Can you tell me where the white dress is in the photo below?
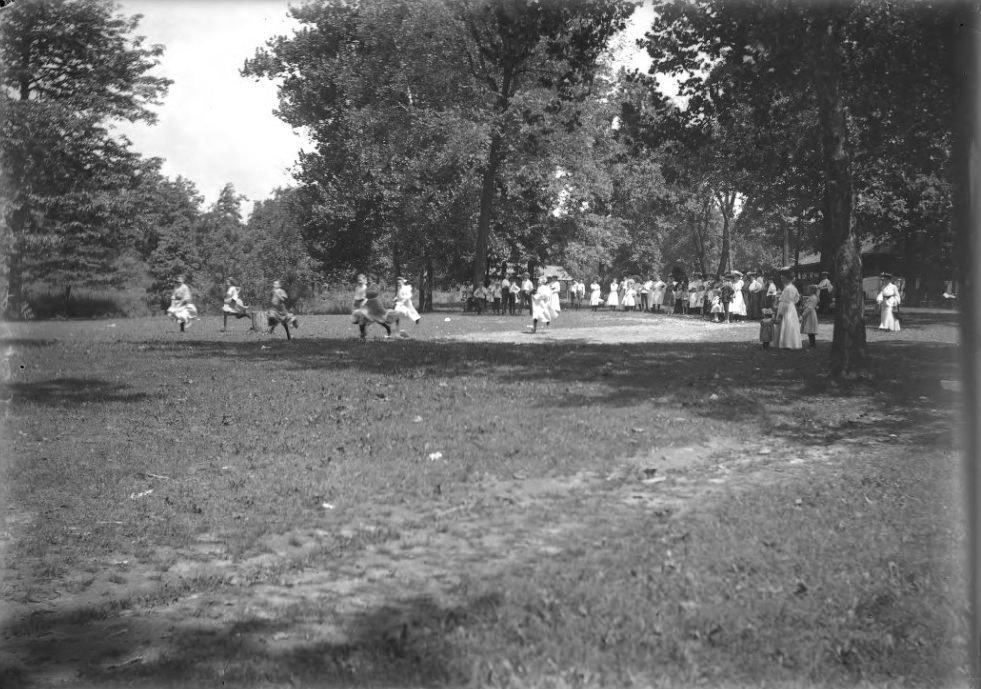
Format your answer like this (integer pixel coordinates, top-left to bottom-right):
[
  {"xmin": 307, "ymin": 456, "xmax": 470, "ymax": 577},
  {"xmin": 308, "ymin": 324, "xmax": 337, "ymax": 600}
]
[
  {"xmin": 688, "ymin": 280, "xmax": 702, "ymax": 309},
  {"xmin": 877, "ymin": 283, "xmax": 901, "ymax": 331},
  {"xmin": 167, "ymin": 284, "xmax": 198, "ymax": 324},
  {"xmin": 730, "ymin": 279, "xmax": 747, "ymax": 317},
  {"xmin": 395, "ymin": 284, "xmax": 420, "ymax": 322},
  {"xmin": 549, "ymin": 280, "xmax": 561, "ymax": 313},
  {"xmin": 222, "ymin": 285, "xmax": 248, "ymax": 315},
  {"xmin": 651, "ymin": 280, "xmax": 666, "ymax": 307},
  {"xmin": 622, "ymin": 286, "xmax": 636, "ymax": 308},
  {"xmin": 776, "ymin": 283, "xmax": 802, "ymax": 349},
  {"xmin": 532, "ymin": 284, "xmax": 554, "ymax": 322},
  {"xmin": 589, "ymin": 282, "xmax": 602, "ymax": 306},
  {"xmin": 606, "ymin": 282, "xmax": 620, "ymax": 307}
]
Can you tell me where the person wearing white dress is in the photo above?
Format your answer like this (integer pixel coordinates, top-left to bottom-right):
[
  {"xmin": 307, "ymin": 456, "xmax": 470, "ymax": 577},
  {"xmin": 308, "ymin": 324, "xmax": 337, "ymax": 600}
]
[
  {"xmin": 221, "ymin": 277, "xmax": 253, "ymax": 331},
  {"xmin": 589, "ymin": 278, "xmax": 602, "ymax": 311},
  {"xmin": 651, "ymin": 277, "xmax": 666, "ymax": 313},
  {"xmin": 776, "ymin": 272, "xmax": 802, "ymax": 349},
  {"xmin": 394, "ymin": 276, "xmax": 421, "ymax": 335},
  {"xmin": 622, "ymin": 280, "xmax": 637, "ymax": 310},
  {"xmin": 549, "ymin": 276, "xmax": 562, "ymax": 315},
  {"xmin": 528, "ymin": 276, "xmax": 555, "ymax": 333},
  {"xmin": 729, "ymin": 271, "xmax": 747, "ymax": 320},
  {"xmin": 877, "ymin": 274, "xmax": 901, "ymax": 331},
  {"xmin": 607, "ymin": 279, "xmax": 620, "ymax": 310},
  {"xmin": 688, "ymin": 273, "xmax": 703, "ymax": 313},
  {"xmin": 167, "ymin": 275, "xmax": 198, "ymax": 332}
]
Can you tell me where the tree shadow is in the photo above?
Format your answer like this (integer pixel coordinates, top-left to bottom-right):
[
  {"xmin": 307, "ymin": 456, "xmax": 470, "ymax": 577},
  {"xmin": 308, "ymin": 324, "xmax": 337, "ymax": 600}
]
[
  {"xmin": 2, "ymin": 377, "xmax": 153, "ymax": 406},
  {"xmin": 2, "ymin": 593, "xmax": 481, "ymax": 687}
]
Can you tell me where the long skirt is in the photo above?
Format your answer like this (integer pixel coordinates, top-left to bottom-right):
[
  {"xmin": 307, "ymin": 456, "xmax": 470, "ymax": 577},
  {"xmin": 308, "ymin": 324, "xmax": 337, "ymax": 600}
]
[
  {"xmin": 268, "ymin": 305, "xmax": 297, "ymax": 328},
  {"xmin": 222, "ymin": 298, "xmax": 248, "ymax": 316},
  {"xmin": 878, "ymin": 304, "xmax": 900, "ymax": 331},
  {"xmin": 395, "ymin": 300, "xmax": 420, "ymax": 322},
  {"xmin": 777, "ymin": 304, "xmax": 802, "ymax": 349},
  {"xmin": 167, "ymin": 303, "xmax": 198, "ymax": 324}
]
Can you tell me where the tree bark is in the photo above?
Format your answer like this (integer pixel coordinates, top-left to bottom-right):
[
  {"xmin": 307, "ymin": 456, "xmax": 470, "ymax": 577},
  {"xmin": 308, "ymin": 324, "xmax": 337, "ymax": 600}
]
[
  {"xmin": 815, "ymin": 9, "xmax": 867, "ymax": 378},
  {"xmin": 472, "ymin": 129, "xmax": 504, "ymax": 287},
  {"xmin": 715, "ymin": 190, "xmax": 735, "ymax": 277}
]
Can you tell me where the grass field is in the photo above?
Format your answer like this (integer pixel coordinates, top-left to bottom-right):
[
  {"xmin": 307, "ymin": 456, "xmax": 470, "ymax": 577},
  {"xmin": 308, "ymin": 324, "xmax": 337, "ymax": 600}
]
[{"xmin": 0, "ymin": 306, "xmax": 969, "ymax": 688}]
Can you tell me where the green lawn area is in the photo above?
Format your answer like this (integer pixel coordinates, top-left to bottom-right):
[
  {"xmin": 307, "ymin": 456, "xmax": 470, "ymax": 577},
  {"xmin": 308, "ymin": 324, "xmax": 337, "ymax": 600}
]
[{"xmin": 0, "ymin": 308, "xmax": 969, "ymax": 688}]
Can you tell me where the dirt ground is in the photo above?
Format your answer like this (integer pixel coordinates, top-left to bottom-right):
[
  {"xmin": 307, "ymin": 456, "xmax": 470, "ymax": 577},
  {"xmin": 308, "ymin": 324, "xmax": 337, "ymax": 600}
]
[{"xmin": 0, "ymin": 307, "xmax": 965, "ymax": 687}]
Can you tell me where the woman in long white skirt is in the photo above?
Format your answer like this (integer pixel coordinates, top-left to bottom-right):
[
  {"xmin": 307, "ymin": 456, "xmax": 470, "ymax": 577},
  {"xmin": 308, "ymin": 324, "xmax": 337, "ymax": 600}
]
[
  {"xmin": 877, "ymin": 273, "xmax": 901, "ymax": 331},
  {"xmin": 776, "ymin": 271, "xmax": 802, "ymax": 349},
  {"xmin": 549, "ymin": 276, "xmax": 562, "ymax": 315},
  {"xmin": 606, "ymin": 279, "xmax": 620, "ymax": 310},
  {"xmin": 393, "ymin": 276, "xmax": 421, "ymax": 336},
  {"xmin": 167, "ymin": 275, "xmax": 198, "ymax": 332},
  {"xmin": 729, "ymin": 271, "xmax": 747, "ymax": 320},
  {"xmin": 589, "ymin": 278, "xmax": 602, "ymax": 311},
  {"xmin": 651, "ymin": 277, "xmax": 666, "ymax": 313}
]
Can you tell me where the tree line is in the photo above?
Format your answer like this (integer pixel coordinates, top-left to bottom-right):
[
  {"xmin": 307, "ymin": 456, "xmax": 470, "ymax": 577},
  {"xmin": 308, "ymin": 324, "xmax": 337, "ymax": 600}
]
[{"xmin": 0, "ymin": 0, "xmax": 966, "ymax": 376}]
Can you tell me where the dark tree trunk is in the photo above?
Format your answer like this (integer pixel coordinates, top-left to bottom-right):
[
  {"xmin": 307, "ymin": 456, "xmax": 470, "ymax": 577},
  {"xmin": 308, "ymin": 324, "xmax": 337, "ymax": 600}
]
[
  {"xmin": 420, "ymin": 256, "xmax": 434, "ymax": 313},
  {"xmin": 815, "ymin": 9, "xmax": 867, "ymax": 378},
  {"xmin": 715, "ymin": 190, "xmax": 735, "ymax": 277},
  {"xmin": 951, "ymin": 4, "xmax": 979, "ymax": 677},
  {"xmin": 473, "ymin": 130, "xmax": 504, "ymax": 288}
]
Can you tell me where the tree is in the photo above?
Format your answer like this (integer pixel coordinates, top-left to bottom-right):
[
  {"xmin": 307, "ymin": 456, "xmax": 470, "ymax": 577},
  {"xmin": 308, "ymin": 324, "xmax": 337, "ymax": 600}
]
[
  {"xmin": 243, "ymin": 0, "xmax": 633, "ymax": 292},
  {"xmin": 643, "ymin": 0, "xmax": 958, "ymax": 376},
  {"xmin": 0, "ymin": 0, "xmax": 170, "ymax": 314}
]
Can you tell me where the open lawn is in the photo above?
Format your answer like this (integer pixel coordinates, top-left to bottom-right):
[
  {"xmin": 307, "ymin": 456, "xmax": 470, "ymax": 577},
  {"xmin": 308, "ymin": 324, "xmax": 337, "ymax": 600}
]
[{"xmin": 0, "ymin": 307, "xmax": 969, "ymax": 688}]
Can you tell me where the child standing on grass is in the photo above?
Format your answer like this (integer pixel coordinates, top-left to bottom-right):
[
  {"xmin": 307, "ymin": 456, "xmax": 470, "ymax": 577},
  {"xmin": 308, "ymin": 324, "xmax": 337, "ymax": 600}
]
[
  {"xmin": 759, "ymin": 307, "xmax": 775, "ymax": 348},
  {"xmin": 799, "ymin": 285, "xmax": 819, "ymax": 347}
]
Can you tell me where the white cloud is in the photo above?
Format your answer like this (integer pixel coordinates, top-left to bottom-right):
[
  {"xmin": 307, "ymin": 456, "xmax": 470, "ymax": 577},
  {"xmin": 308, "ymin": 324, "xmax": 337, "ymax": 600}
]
[{"xmin": 114, "ymin": 0, "xmax": 308, "ymax": 208}]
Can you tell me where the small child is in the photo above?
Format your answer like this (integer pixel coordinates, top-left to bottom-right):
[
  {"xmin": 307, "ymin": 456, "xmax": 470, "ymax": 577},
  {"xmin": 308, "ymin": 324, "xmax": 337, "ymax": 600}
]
[
  {"xmin": 709, "ymin": 289, "xmax": 724, "ymax": 323},
  {"xmin": 759, "ymin": 307, "xmax": 775, "ymax": 348},
  {"xmin": 800, "ymin": 285, "xmax": 819, "ymax": 347}
]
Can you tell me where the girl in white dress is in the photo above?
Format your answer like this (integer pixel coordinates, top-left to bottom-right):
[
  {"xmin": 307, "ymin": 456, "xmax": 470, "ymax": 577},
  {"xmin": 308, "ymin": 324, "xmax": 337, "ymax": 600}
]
[
  {"xmin": 776, "ymin": 272, "xmax": 802, "ymax": 349},
  {"xmin": 529, "ymin": 276, "xmax": 555, "ymax": 333},
  {"xmin": 607, "ymin": 279, "xmax": 620, "ymax": 310},
  {"xmin": 394, "ymin": 276, "xmax": 421, "ymax": 336},
  {"xmin": 622, "ymin": 280, "xmax": 637, "ymax": 310},
  {"xmin": 221, "ymin": 277, "xmax": 253, "ymax": 331},
  {"xmin": 167, "ymin": 275, "xmax": 198, "ymax": 332},
  {"xmin": 589, "ymin": 278, "xmax": 602, "ymax": 311},
  {"xmin": 877, "ymin": 274, "xmax": 901, "ymax": 331},
  {"xmin": 799, "ymin": 287, "xmax": 819, "ymax": 346}
]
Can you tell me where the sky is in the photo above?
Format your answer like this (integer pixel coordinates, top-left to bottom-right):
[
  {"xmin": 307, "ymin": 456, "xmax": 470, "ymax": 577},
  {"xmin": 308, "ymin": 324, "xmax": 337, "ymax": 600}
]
[{"xmin": 115, "ymin": 0, "xmax": 657, "ymax": 211}]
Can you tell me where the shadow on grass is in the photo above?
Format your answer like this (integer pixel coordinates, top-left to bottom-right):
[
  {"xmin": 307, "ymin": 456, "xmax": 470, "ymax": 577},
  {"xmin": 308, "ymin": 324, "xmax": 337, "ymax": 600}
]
[
  {"xmin": 2, "ymin": 377, "xmax": 153, "ymax": 406},
  {"xmin": 3, "ymin": 595, "xmax": 476, "ymax": 687}
]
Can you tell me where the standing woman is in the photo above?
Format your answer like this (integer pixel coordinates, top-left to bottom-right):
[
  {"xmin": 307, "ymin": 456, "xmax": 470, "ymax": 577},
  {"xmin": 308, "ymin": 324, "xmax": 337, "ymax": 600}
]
[
  {"xmin": 167, "ymin": 275, "xmax": 198, "ymax": 332},
  {"xmin": 729, "ymin": 270, "xmax": 747, "ymax": 321},
  {"xmin": 267, "ymin": 280, "xmax": 298, "ymax": 339},
  {"xmin": 549, "ymin": 275, "xmax": 562, "ymax": 316},
  {"xmin": 589, "ymin": 277, "xmax": 602, "ymax": 312},
  {"xmin": 394, "ymin": 276, "xmax": 422, "ymax": 335},
  {"xmin": 221, "ymin": 277, "xmax": 254, "ymax": 331},
  {"xmin": 662, "ymin": 278, "xmax": 675, "ymax": 315},
  {"xmin": 746, "ymin": 271, "xmax": 763, "ymax": 320},
  {"xmin": 607, "ymin": 277, "xmax": 620, "ymax": 311},
  {"xmin": 651, "ymin": 276, "xmax": 666, "ymax": 313},
  {"xmin": 622, "ymin": 278, "xmax": 637, "ymax": 311},
  {"xmin": 775, "ymin": 270, "xmax": 802, "ymax": 349},
  {"xmin": 876, "ymin": 273, "xmax": 902, "ymax": 331}
]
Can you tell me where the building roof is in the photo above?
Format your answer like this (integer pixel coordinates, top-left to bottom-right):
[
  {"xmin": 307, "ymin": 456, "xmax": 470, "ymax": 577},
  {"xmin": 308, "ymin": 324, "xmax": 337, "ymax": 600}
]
[
  {"xmin": 541, "ymin": 264, "xmax": 573, "ymax": 281},
  {"xmin": 797, "ymin": 237, "xmax": 899, "ymax": 266}
]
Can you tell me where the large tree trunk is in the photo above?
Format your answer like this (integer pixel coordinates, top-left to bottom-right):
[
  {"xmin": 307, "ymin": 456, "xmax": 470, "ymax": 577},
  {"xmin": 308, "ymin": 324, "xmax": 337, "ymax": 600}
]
[
  {"xmin": 950, "ymin": 5, "xmax": 979, "ymax": 678},
  {"xmin": 715, "ymin": 190, "xmax": 735, "ymax": 277},
  {"xmin": 815, "ymin": 9, "xmax": 867, "ymax": 378},
  {"xmin": 472, "ymin": 130, "xmax": 504, "ymax": 287}
]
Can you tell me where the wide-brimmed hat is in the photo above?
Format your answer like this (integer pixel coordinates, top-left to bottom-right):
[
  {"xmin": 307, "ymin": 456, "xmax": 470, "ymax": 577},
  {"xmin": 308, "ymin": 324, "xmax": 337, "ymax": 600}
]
[
  {"xmin": 396, "ymin": 276, "xmax": 407, "ymax": 283},
  {"xmin": 522, "ymin": 272, "xmax": 530, "ymax": 278},
  {"xmin": 273, "ymin": 280, "xmax": 281, "ymax": 287},
  {"xmin": 732, "ymin": 270, "xmax": 743, "ymax": 277}
]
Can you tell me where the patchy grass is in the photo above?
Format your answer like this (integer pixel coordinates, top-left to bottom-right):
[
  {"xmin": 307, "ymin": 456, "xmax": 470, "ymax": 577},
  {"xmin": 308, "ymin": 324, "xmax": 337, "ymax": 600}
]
[{"xmin": 0, "ymin": 308, "xmax": 968, "ymax": 688}]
